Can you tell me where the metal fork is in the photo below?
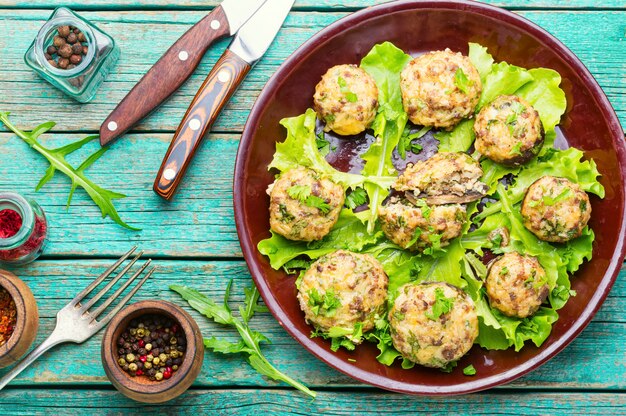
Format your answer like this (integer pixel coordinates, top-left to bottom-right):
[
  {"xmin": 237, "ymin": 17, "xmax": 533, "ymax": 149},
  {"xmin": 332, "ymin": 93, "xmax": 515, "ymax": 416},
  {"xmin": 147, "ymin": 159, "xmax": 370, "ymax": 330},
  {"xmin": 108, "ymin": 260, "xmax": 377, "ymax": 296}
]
[{"xmin": 0, "ymin": 247, "xmax": 155, "ymax": 390}]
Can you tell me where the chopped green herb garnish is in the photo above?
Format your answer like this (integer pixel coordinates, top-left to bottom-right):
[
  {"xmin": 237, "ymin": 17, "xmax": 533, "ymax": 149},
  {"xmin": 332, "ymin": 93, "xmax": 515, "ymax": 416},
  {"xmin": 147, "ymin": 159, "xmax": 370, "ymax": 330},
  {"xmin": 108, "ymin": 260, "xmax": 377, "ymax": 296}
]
[
  {"xmin": 509, "ymin": 142, "xmax": 524, "ymax": 156},
  {"xmin": 288, "ymin": 185, "xmax": 331, "ymax": 214},
  {"xmin": 544, "ymin": 187, "xmax": 572, "ymax": 206},
  {"xmin": 425, "ymin": 287, "xmax": 455, "ymax": 320},
  {"xmin": 454, "ymin": 67, "xmax": 473, "ymax": 94},
  {"xmin": 337, "ymin": 76, "xmax": 358, "ymax": 103},
  {"xmin": 499, "ymin": 266, "xmax": 509, "ymax": 276},
  {"xmin": 316, "ymin": 131, "xmax": 331, "ymax": 156},
  {"xmin": 463, "ymin": 364, "xmax": 477, "ymax": 376},
  {"xmin": 397, "ymin": 126, "xmax": 430, "ymax": 159},
  {"xmin": 308, "ymin": 288, "xmax": 341, "ymax": 317}
]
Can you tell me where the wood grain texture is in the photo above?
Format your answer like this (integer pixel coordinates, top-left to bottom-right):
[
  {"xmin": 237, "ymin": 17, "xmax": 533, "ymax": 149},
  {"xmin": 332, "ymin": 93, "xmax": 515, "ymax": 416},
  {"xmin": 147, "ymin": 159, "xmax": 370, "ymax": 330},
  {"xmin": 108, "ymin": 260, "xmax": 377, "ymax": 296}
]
[
  {"xmin": 0, "ymin": 260, "xmax": 622, "ymax": 389},
  {"xmin": 155, "ymin": 50, "xmax": 251, "ymax": 200},
  {"xmin": 99, "ymin": 6, "xmax": 231, "ymax": 145},
  {"xmin": 0, "ymin": 389, "xmax": 624, "ymax": 415},
  {"xmin": 0, "ymin": 0, "xmax": 624, "ymax": 10},
  {"xmin": 0, "ymin": 10, "xmax": 623, "ymax": 134}
]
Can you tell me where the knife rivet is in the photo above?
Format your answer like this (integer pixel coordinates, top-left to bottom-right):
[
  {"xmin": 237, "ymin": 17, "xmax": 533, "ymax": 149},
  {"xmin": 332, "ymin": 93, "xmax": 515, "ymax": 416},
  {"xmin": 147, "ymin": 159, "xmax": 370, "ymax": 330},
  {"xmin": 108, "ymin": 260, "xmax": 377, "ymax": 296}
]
[
  {"xmin": 218, "ymin": 70, "xmax": 230, "ymax": 83},
  {"xmin": 188, "ymin": 118, "xmax": 201, "ymax": 131},
  {"xmin": 163, "ymin": 168, "xmax": 176, "ymax": 181},
  {"xmin": 178, "ymin": 51, "xmax": 189, "ymax": 61},
  {"xmin": 107, "ymin": 121, "xmax": 118, "ymax": 132},
  {"xmin": 210, "ymin": 20, "xmax": 221, "ymax": 30}
]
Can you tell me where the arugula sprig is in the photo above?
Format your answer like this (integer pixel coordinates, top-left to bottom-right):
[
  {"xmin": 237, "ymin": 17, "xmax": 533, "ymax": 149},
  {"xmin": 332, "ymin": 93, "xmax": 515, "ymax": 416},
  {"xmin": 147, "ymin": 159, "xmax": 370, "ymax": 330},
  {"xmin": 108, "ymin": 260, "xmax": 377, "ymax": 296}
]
[
  {"xmin": 0, "ymin": 112, "xmax": 138, "ymax": 230},
  {"xmin": 170, "ymin": 282, "xmax": 317, "ymax": 399}
]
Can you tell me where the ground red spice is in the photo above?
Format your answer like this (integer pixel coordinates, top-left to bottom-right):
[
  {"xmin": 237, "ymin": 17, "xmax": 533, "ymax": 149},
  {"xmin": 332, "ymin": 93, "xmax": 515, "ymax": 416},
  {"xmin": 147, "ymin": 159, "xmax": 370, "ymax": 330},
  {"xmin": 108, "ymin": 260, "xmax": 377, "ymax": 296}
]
[
  {"xmin": 0, "ymin": 214, "xmax": 47, "ymax": 262},
  {"xmin": 0, "ymin": 286, "xmax": 17, "ymax": 347},
  {"xmin": 0, "ymin": 209, "xmax": 22, "ymax": 239}
]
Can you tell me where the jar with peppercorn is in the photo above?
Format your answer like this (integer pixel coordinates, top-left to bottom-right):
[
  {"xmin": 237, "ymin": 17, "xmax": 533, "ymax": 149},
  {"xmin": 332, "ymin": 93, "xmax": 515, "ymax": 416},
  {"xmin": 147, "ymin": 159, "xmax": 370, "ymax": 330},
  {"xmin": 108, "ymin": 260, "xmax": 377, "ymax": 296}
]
[
  {"xmin": 0, "ymin": 193, "xmax": 47, "ymax": 266},
  {"xmin": 24, "ymin": 7, "xmax": 120, "ymax": 103}
]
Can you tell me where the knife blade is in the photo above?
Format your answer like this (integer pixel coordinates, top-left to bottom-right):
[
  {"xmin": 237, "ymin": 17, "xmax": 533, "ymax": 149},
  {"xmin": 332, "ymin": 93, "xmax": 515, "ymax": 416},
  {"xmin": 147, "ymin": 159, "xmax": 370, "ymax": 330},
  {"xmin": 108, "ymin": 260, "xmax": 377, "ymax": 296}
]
[
  {"xmin": 99, "ymin": 0, "xmax": 268, "ymax": 146},
  {"xmin": 153, "ymin": 0, "xmax": 294, "ymax": 200}
]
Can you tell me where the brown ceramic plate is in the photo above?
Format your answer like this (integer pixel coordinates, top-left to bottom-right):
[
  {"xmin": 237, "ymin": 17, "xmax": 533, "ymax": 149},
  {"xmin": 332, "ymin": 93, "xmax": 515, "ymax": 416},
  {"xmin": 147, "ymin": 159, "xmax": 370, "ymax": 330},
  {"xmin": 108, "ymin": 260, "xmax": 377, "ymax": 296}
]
[{"xmin": 233, "ymin": 0, "xmax": 626, "ymax": 394}]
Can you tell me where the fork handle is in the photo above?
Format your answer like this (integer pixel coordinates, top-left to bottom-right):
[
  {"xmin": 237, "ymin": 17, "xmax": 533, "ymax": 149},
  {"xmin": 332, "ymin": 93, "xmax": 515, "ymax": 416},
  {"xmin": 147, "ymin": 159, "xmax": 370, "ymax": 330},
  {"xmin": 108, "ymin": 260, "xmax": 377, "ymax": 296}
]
[{"xmin": 0, "ymin": 332, "xmax": 65, "ymax": 391}]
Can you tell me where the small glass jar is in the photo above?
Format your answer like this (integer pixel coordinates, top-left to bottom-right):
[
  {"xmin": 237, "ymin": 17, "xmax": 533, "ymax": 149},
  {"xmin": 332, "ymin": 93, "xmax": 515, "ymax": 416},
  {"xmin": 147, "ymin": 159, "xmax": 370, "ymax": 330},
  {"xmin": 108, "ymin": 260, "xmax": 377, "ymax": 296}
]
[
  {"xmin": 24, "ymin": 7, "xmax": 120, "ymax": 103},
  {"xmin": 0, "ymin": 193, "xmax": 48, "ymax": 266}
]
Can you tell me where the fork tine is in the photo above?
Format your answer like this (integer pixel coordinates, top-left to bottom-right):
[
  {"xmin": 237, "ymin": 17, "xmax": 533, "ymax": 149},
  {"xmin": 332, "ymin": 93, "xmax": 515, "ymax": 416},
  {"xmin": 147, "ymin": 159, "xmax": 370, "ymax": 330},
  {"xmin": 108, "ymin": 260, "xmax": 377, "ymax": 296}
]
[
  {"xmin": 95, "ymin": 266, "xmax": 156, "ymax": 326},
  {"xmin": 80, "ymin": 251, "xmax": 144, "ymax": 313},
  {"xmin": 70, "ymin": 246, "xmax": 137, "ymax": 306},
  {"xmin": 88, "ymin": 259, "xmax": 151, "ymax": 319}
]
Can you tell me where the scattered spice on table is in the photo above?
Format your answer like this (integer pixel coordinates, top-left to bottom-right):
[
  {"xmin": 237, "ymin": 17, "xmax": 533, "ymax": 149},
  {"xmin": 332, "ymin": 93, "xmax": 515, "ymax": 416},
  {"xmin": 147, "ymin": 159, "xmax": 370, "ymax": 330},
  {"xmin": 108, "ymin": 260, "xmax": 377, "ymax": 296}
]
[
  {"xmin": 0, "ymin": 286, "xmax": 17, "ymax": 347},
  {"xmin": 45, "ymin": 25, "xmax": 88, "ymax": 70},
  {"xmin": 0, "ymin": 209, "xmax": 22, "ymax": 239},
  {"xmin": 116, "ymin": 314, "xmax": 186, "ymax": 381}
]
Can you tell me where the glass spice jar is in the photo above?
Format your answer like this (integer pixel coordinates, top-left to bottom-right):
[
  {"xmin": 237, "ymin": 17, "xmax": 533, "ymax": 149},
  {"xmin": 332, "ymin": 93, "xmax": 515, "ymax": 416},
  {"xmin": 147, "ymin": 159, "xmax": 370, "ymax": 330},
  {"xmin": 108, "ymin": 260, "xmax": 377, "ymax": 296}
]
[
  {"xmin": 24, "ymin": 7, "xmax": 120, "ymax": 103},
  {"xmin": 0, "ymin": 193, "xmax": 48, "ymax": 266}
]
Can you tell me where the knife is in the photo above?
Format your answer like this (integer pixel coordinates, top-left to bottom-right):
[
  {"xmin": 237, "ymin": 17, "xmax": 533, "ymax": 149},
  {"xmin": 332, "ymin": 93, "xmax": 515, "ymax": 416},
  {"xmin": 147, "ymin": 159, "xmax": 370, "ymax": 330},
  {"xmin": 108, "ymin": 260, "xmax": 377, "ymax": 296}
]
[
  {"xmin": 99, "ymin": 0, "xmax": 268, "ymax": 146},
  {"xmin": 153, "ymin": 0, "xmax": 294, "ymax": 200}
]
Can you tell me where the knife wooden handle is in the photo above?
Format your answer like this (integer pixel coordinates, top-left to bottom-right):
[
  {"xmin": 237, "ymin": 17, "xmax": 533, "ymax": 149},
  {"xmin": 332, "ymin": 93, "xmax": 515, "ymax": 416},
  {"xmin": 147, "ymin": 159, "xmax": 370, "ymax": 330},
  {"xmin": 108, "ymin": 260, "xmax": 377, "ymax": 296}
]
[
  {"xmin": 154, "ymin": 49, "xmax": 251, "ymax": 200},
  {"xmin": 99, "ymin": 6, "xmax": 231, "ymax": 146}
]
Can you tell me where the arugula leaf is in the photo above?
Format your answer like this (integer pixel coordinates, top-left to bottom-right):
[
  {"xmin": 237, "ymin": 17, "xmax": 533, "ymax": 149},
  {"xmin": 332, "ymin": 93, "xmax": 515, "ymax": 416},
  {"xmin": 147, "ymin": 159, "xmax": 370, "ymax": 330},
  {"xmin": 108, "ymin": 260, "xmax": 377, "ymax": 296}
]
[
  {"xmin": 360, "ymin": 42, "xmax": 412, "ymax": 233},
  {"xmin": 425, "ymin": 287, "xmax": 455, "ymax": 320},
  {"xmin": 171, "ymin": 283, "xmax": 316, "ymax": 398},
  {"xmin": 0, "ymin": 112, "xmax": 138, "ymax": 230}
]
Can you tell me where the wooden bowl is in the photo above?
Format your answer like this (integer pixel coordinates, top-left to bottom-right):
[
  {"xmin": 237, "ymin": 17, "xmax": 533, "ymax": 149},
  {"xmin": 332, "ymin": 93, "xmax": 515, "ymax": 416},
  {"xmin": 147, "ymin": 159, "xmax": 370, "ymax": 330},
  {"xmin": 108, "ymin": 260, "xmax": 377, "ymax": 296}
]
[
  {"xmin": 233, "ymin": 0, "xmax": 626, "ymax": 395},
  {"xmin": 101, "ymin": 300, "xmax": 204, "ymax": 403},
  {"xmin": 0, "ymin": 269, "xmax": 39, "ymax": 368}
]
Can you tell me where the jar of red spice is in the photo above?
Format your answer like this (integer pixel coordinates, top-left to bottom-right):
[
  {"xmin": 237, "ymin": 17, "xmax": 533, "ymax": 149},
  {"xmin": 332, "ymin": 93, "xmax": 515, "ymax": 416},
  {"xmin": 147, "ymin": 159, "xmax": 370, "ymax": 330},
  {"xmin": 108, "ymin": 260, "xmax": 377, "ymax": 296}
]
[{"xmin": 0, "ymin": 193, "xmax": 48, "ymax": 266}]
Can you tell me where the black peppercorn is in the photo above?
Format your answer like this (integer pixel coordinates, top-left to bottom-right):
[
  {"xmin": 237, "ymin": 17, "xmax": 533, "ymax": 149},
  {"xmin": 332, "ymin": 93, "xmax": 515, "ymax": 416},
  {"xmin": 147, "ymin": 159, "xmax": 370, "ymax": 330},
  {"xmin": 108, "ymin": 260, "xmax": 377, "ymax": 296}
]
[
  {"xmin": 70, "ymin": 54, "xmax": 82, "ymax": 65},
  {"xmin": 58, "ymin": 44, "xmax": 72, "ymax": 58},
  {"xmin": 166, "ymin": 359, "xmax": 173, "ymax": 367},
  {"xmin": 123, "ymin": 342, "xmax": 131, "ymax": 349},
  {"xmin": 58, "ymin": 25, "xmax": 71, "ymax": 38},
  {"xmin": 138, "ymin": 348, "xmax": 147, "ymax": 356},
  {"xmin": 118, "ymin": 348, "xmax": 126, "ymax": 355},
  {"xmin": 151, "ymin": 348, "xmax": 160, "ymax": 356},
  {"xmin": 71, "ymin": 43, "xmax": 83, "ymax": 55},
  {"xmin": 53, "ymin": 36, "xmax": 65, "ymax": 48},
  {"xmin": 58, "ymin": 58, "xmax": 69, "ymax": 69}
]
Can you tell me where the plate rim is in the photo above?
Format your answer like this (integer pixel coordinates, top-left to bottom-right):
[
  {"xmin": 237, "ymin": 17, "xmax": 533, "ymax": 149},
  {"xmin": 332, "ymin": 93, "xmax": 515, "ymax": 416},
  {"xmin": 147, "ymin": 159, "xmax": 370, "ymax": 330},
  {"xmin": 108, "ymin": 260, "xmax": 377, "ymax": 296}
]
[{"xmin": 233, "ymin": 0, "xmax": 626, "ymax": 395}]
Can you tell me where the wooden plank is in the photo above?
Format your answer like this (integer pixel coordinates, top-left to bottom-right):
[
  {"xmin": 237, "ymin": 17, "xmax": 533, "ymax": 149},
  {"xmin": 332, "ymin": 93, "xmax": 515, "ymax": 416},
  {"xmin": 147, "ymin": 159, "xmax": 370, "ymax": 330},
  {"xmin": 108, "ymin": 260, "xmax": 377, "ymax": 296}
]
[
  {"xmin": 0, "ymin": 0, "xmax": 625, "ymax": 10},
  {"xmin": 0, "ymin": 260, "xmax": 623, "ymax": 389},
  {"xmin": 0, "ymin": 10, "xmax": 623, "ymax": 133},
  {"xmin": 0, "ymin": 389, "xmax": 624, "ymax": 415}
]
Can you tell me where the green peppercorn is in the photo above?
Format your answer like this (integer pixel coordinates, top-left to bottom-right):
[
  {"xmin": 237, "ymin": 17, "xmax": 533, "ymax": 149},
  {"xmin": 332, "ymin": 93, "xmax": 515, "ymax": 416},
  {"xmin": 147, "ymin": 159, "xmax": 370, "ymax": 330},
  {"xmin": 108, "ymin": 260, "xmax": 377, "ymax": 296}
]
[
  {"xmin": 159, "ymin": 353, "xmax": 167, "ymax": 362},
  {"xmin": 136, "ymin": 328, "xmax": 146, "ymax": 338},
  {"xmin": 138, "ymin": 323, "xmax": 145, "ymax": 329},
  {"xmin": 153, "ymin": 357, "xmax": 160, "ymax": 366},
  {"xmin": 144, "ymin": 362, "xmax": 152, "ymax": 370},
  {"xmin": 130, "ymin": 328, "xmax": 137, "ymax": 337},
  {"xmin": 146, "ymin": 354, "xmax": 154, "ymax": 363},
  {"xmin": 170, "ymin": 351, "xmax": 179, "ymax": 359},
  {"xmin": 126, "ymin": 353, "xmax": 135, "ymax": 363},
  {"xmin": 172, "ymin": 365, "xmax": 179, "ymax": 371},
  {"xmin": 145, "ymin": 343, "xmax": 152, "ymax": 351},
  {"xmin": 155, "ymin": 372, "xmax": 163, "ymax": 381},
  {"xmin": 128, "ymin": 363, "xmax": 138, "ymax": 372},
  {"xmin": 118, "ymin": 358, "xmax": 126, "ymax": 366}
]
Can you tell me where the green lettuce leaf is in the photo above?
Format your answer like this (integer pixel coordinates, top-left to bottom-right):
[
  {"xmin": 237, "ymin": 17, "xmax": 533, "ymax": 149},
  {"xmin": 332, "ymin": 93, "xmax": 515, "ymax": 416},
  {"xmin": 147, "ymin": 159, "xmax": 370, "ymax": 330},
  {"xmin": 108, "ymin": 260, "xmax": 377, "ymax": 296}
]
[
  {"xmin": 434, "ymin": 119, "xmax": 475, "ymax": 153},
  {"xmin": 258, "ymin": 209, "xmax": 384, "ymax": 270},
  {"xmin": 477, "ymin": 62, "xmax": 534, "ymax": 109},
  {"xmin": 360, "ymin": 42, "xmax": 412, "ymax": 232},
  {"xmin": 516, "ymin": 68, "xmax": 567, "ymax": 138}
]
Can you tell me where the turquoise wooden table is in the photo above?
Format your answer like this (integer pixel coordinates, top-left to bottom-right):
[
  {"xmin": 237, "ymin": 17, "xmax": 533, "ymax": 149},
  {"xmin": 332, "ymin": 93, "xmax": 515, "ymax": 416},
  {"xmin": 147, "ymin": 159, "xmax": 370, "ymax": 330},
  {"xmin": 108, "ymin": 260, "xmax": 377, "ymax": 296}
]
[{"xmin": 0, "ymin": 0, "xmax": 624, "ymax": 414}]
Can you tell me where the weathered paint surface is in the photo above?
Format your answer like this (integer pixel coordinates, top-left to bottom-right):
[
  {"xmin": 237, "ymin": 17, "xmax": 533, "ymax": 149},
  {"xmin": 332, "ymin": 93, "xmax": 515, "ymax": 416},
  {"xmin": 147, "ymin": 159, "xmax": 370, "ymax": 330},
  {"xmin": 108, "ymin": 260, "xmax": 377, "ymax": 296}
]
[{"xmin": 0, "ymin": 0, "xmax": 624, "ymax": 413}]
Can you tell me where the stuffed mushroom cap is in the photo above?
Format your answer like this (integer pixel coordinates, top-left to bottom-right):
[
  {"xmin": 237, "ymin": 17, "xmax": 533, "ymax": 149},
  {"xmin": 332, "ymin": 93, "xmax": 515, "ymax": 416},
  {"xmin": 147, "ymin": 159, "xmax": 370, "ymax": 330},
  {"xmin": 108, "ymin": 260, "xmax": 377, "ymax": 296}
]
[
  {"xmin": 268, "ymin": 167, "xmax": 344, "ymax": 241},
  {"xmin": 389, "ymin": 282, "xmax": 478, "ymax": 368},
  {"xmin": 400, "ymin": 49, "xmax": 482, "ymax": 130},
  {"xmin": 486, "ymin": 252, "xmax": 549, "ymax": 318},
  {"xmin": 379, "ymin": 198, "xmax": 466, "ymax": 252},
  {"xmin": 313, "ymin": 64, "xmax": 379, "ymax": 136},
  {"xmin": 297, "ymin": 250, "xmax": 389, "ymax": 341},
  {"xmin": 394, "ymin": 152, "xmax": 488, "ymax": 204},
  {"xmin": 474, "ymin": 95, "xmax": 544, "ymax": 166},
  {"xmin": 521, "ymin": 176, "xmax": 591, "ymax": 243}
]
